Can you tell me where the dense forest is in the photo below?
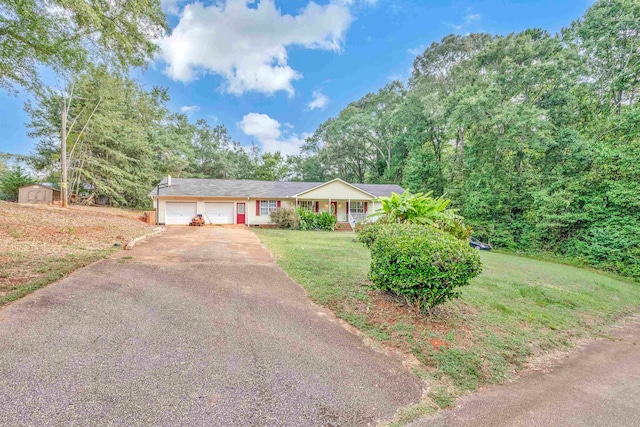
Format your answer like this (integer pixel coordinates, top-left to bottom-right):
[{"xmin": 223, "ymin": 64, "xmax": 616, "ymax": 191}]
[
  {"xmin": 296, "ymin": 0, "xmax": 640, "ymax": 278},
  {"xmin": 1, "ymin": 0, "xmax": 639, "ymax": 278}
]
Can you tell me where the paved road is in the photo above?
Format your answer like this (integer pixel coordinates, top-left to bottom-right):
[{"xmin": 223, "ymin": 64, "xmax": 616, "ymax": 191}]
[
  {"xmin": 0, "ymin": 227, "xmax": 422, "ymax": 426},
  {"xmin": 413, "ymin": 317, "xmax": 640, "ymax": 427}
]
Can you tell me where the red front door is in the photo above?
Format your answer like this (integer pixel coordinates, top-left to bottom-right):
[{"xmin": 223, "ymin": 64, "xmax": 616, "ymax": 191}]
[
  {"xmin": 331, "ymin": 201, "xmax": 338, "ymax": 218},
  {"xmin": 236, "ymin": 203, "xmax": 246, "ymax": 224}
]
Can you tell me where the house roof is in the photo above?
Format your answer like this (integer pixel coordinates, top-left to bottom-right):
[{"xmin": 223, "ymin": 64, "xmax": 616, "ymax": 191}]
[{"xmin": 149, "ymin": 178, "xmax": 404, "ymax": 199}]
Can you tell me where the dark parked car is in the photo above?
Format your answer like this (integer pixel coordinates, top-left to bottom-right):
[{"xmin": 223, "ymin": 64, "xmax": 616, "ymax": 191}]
[{"xmin": 470, "ymin": 238, "xmax": 492, "ymax": 251}]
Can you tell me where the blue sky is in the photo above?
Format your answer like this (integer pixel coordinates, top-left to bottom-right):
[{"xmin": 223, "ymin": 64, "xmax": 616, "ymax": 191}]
[{"xmin": 0, "ymin": 0, "xmax": 594, "ymax": 156}]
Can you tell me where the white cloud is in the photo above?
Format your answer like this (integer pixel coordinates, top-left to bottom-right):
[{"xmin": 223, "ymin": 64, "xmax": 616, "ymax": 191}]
[
  {"xmin": 156, "ymin": 0, "xmax": 352, "ymax": 96},
  {"xmin": 161, "ymin": 0, "xmax": 188, "ymax": 16},
  {"xmin": 306, "ymin": 90, "xmax": 330, "ymax": 110},
  {"xmin": 408, "ymin": 44, "xmax": 426, "ymax": 56},
  {"xmin": 444, "ymin": 10, "xmax": 482, "ymax": 32},
  {"xmin": 238, "ymin": 113, "xmax": 281, "ymax": 141},
  {"xmin": 180, "ymin": 105, "xmax": 200, "ymax": 114},
  {"xmin": 466, "ymin": 13, "xmax": 481, "ymax": 21},
  {"xmin": 238, "ymin": 112, "xmax": 310, "ymax": 155}
]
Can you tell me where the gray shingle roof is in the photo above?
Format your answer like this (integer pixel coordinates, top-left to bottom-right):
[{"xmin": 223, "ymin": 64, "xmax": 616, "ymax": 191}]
[{"xmin": 149, "ymin": 178, "xmax": 404, "ymax": 198}]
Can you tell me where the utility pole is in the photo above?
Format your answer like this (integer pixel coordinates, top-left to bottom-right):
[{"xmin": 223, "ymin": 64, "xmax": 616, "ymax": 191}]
[{"xmin": 61, "ymin": 97, "xmax": 68, "ymax": 208}]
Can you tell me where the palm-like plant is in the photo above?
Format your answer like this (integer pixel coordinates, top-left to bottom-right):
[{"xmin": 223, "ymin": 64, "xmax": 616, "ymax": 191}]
[{"xmin": 373, "ymin": 191, "xmax": 470, "ymax": 239}]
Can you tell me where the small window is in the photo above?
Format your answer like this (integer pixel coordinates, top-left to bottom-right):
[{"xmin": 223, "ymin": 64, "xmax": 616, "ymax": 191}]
[
  {"xmin": 260, "ymin": 200, "xmax": 277, "ymax": 216},
  {"xmin": 350, "ymin": 201, "xmax": 365, "ymax": 214},
  {"xmin": 299, "ymin": 200, "xmax": 315, "ymax": 211}
]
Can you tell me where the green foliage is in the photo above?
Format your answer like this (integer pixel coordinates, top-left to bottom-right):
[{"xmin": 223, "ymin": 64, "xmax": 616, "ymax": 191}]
[
  {"xmin": 0, "ymin": 0, "xmax": 167, "ymax": 93},
  {"xmin": 297, "ymin": 207, "xmax": 318, "ymax": 231},
  {"xmin": 296, "ymin": 0, "xmax": 640, "ymax": 279},
  {"xmin": 26, "ymin": 67, "xmax": 260, "ymax": 208},
  {"xmin": 356, "ymin": 221, "xmax": 388, "ymax": 249},
  {"xmin": 269, "ymin": 207, "xmax": 299, "ymax": 229},
  {"xmin": 368, "ymin": 224, "xmax": 482, "ymax": 311},
  {"xmin": 316, "ymin": 211, "xmax": 338, "ymax": 230},
  {"xmin": 0, "ymin": 166, "xmax": 36, "ymax": 200},
  {"xmin": 374, "ymin": 191, "xmax": 471, "ymax": 240},
  {"xmin": 296, "ymin": 207, "xmax": 337, "ymax": 231},
  {"xmin": 253, "ymin": 152, "xmax": 290, "ymax": 181},
  {"xmin": 0, "ymin": 153, "xmax": 10, "ymax": 177}
]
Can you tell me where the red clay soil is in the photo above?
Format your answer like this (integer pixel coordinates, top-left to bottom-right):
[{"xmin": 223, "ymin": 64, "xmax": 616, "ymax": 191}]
[{"xmin": 0, "ymin": 201, "xmax": 155, "ymax": 297}]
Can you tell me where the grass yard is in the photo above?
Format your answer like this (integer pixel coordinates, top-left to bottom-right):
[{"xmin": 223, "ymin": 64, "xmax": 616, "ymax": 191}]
[
  {"xmin": 0, "ymin": 201, "xmax": 155, "ymax": 306},
  {"xmin": 255, "ymin": 229, "xmax": 640, "ymax": 423}
]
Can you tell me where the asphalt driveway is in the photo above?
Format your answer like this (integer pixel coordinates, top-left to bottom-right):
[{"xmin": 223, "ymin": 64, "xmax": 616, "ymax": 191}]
[{"xmin": 0, "ymin": 227, "xmax": 422, "ymax": 426}]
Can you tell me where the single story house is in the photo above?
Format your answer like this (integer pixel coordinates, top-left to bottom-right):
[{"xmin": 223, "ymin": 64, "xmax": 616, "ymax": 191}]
[
  {"xmin": 18, "ymin": 184, "xmax": 61, "ymax": 204},
  {"xmin": 149, "ymin": 177, "xmax": 404, "ymax": 228}
]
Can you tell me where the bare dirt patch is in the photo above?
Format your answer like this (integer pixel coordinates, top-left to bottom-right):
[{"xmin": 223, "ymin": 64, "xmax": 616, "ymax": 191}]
[{"xmin": 0, "ymin": 201, "xmax": 155, "ymax": 304}]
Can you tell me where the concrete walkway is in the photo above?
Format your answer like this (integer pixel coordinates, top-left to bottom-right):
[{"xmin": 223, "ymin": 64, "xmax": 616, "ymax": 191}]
[
  {"xmin": 413, "ymin": 317, "xmax": 640, "ymax": 427},
  {"xmin": 0, "ymin": 227, "xmax": 422, "ymax": 426}
]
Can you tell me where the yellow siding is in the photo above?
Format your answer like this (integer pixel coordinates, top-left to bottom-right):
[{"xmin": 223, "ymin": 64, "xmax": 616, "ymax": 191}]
[{"xmin": 297, "ymin": 180, "xmax": 373, "ymax": 200}]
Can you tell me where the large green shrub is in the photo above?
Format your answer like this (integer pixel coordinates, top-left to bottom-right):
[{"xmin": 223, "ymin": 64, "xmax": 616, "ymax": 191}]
[
  {"xmin": 297, "ymin": 207, "xmax": 317, "ymax": 230},
  {"xmin": 270, "ymin": 207, "xmax": 299, "ymax": 229},
  {"xmin": 369, "ymin": 224, "xmax": 482, "ymax": 311},
  {"xmin": 356, "ymin": 220, "xmax": 389, "ymax": 248},
  {"xmin": 296, "ymin": 207, "xmax": 336, "ymax": 231},
  {"xmin": 315, "ymin": 211, "xmax": 337, "ymax": 230},
  {"xmin": 373, "ymin": 191, "xmax": 471, "ymax": 240}
]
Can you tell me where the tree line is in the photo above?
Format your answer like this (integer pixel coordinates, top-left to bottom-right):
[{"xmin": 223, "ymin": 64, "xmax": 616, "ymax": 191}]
[{"xmin": 293, "ymin": 0, "xmax": 640, "ymax": 278}]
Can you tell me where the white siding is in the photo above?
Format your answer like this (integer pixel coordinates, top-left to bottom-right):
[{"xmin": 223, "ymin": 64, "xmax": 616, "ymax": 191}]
[
  {"xmin": 247, "ymin": 199, "xmax": 294, "ymax": 225},
  {"xmin": 157, "ymin": 197, "xmax": 246, "ymax": 225},
  {"xmin": 165, "ymin": 202, "xmax": 197, "ymax": 225}
]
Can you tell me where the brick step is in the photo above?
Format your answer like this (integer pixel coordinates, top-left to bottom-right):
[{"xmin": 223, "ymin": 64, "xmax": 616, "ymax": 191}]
[{"xmin": 334, "ymin": 222, "xmax": 353, "ymax": 232}]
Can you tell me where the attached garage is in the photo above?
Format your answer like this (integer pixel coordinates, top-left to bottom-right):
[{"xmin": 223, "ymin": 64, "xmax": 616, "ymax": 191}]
[
  {"xmin": 204, "ymin": 202, "xmax": 234, "ymax": 224},
  {"xmin": 165, "ymin": 202, "xmax": 197, "ymax": 225}
]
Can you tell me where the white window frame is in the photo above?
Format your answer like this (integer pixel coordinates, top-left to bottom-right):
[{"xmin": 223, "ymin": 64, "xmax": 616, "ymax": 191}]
[
  {"xmin": 350, "ymin": 201, "xmax": 365, "ymax": 214},
  {"xmin": 299, "ymin": 200, "xmax": 315, "ymax": 211},
  {"xmin": 260, "ymin": 200, "xmax": 277, "ymax": 216}
]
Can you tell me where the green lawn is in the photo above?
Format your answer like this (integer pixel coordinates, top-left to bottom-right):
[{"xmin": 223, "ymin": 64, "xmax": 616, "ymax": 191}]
[{"xmin": 254, "ymin": 229, "xmax": 640, "ymax": 422}]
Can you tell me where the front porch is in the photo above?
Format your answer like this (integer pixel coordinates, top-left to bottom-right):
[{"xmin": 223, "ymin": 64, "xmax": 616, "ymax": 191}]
[{"xmin": 296, "ymin": 198, "xmax": 372, "ymax": 230}]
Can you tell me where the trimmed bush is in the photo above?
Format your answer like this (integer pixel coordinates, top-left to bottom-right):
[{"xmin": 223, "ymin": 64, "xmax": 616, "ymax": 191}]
[
  {"xmin": 356, "ymin": 220, "xmax": 389, "ymax": 248},
  {"xmin": 270, "ymin": 207, "xmax": 299, "ymax": 229},
  {"xmin": 369, "ymin": 224, "xmax": 482, "ymax": 311}
]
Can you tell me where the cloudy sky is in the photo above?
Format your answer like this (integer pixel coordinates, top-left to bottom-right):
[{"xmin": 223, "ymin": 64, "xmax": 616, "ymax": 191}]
[{"xmin": 1, "ymin": 0, "xmax": 594, "ymax": 156}]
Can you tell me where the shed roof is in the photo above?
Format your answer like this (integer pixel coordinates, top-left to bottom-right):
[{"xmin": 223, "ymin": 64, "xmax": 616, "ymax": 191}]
[
  {"xmin": 19, "ymin": 184, "xmax": 60, "ymax": 193},
  {"xmin": 149, "ymin": 178, "xmax": 404, "ymax": 199}
]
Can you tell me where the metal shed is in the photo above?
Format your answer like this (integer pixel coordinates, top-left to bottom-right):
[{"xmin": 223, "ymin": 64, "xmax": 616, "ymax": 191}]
[{"xmin": 18, "ymin": 184, "xmax": 61, "ymax": 204}]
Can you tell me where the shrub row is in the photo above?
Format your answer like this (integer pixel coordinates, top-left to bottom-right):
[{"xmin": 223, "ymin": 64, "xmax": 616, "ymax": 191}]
[{"xmin": 269, "ymin": 207, "xmax": 337, "ymax": 231}]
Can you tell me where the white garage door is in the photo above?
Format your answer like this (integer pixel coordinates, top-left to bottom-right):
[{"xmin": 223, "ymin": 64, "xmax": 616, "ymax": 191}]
[
  {"xmin": 205, "ymin": 202, "xmax": 234, "ymax": 224},
  {"xmin": 165, "ymin": 202, "xmax": 197, "ymax": 225}
]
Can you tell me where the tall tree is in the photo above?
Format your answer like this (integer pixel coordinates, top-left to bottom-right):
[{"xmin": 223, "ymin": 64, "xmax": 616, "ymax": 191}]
[
  {"xmin": 27, "ymin": 67, "xmax": 178, "ymax": 206},
  {"xmin": 0, "ymin": 0, "xmax": 167, "ymax": 93}
]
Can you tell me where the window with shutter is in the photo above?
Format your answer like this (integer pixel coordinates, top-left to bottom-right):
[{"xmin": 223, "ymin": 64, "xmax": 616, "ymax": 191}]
[{"xmin": 260, "ymin": 200, "xmax": 277, "ymax": 216}]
